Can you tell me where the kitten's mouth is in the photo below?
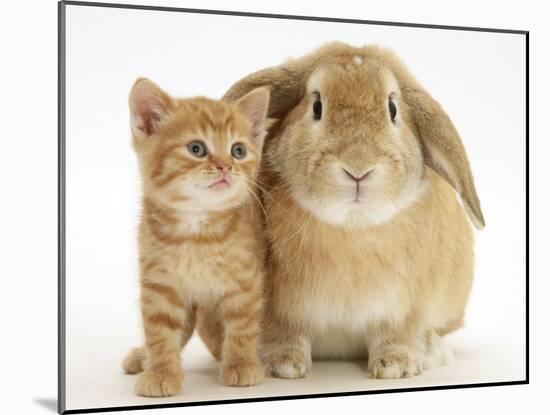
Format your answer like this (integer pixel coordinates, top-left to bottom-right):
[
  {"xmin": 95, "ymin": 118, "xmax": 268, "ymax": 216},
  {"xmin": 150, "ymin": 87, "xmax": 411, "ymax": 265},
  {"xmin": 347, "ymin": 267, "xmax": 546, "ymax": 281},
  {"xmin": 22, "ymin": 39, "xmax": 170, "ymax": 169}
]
[{"xmin": 209, "ymin": 177, "xmax": 231, "ymax": 190}]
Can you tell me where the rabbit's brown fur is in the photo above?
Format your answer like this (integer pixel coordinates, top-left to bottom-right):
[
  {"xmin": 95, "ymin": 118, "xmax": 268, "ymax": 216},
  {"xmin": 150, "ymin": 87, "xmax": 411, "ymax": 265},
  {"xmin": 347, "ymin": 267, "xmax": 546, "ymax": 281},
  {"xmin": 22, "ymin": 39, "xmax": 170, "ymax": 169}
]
[{"xmin": 217, "ymin": 43, "xmax": 484, "ymax": 379}]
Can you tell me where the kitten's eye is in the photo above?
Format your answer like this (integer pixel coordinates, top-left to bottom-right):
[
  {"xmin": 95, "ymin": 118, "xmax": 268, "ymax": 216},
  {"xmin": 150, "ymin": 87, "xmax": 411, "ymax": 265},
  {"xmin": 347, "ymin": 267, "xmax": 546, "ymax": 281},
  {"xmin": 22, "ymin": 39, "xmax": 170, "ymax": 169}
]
[
  {"xmin": 388, "ymin": 97, "xmax": 397, "ymax": 123},
  {"xmin": 187, "ymin": 141, "xmax": 207, "ymax": 158},
  {"xmin": 231, "ymin": 143, "xmax": 247, "ymax": 159},
  {"xmin": 313, "ymin": 92, "xmax": 322, "ymax": 121}
]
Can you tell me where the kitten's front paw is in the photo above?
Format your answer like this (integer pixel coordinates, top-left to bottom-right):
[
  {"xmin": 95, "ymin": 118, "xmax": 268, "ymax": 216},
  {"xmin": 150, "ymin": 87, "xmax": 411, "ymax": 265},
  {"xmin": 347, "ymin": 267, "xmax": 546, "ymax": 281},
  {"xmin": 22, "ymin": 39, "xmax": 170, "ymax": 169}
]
[
  {"xmin": 221, "ymin": 360, "xmax": 265, "ymax": 386},
  {"xmin": 135, "ymin": 370, "xmax": 182, "ymax": 397},
  {"xmin": 368, "ymin": 350, "xmax": 422, "ymax": 379},
  {"xmin": 264, "ymin": 351, "xmax": 309, "ymax": 379}
]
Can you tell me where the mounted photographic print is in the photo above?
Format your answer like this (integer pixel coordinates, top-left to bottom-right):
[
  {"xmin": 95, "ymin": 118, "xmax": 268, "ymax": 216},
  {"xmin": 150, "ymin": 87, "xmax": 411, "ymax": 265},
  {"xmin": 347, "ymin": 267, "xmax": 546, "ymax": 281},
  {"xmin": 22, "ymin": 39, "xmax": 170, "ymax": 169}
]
[{"xmin": 58, "ymin": 1, "xmax": 529, "ymax": 413}]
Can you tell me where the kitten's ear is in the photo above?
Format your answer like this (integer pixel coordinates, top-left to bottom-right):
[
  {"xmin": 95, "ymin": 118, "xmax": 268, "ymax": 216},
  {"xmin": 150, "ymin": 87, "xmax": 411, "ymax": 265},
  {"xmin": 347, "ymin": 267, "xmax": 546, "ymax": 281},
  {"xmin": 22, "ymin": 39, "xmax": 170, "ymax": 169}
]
[
  {"xmin": 233, "ymin": 87, "xmax": 270, "ymax": 147},
  {"xmin": 129, "ymin": 78, "xmax": 175, "ymax": 140}
]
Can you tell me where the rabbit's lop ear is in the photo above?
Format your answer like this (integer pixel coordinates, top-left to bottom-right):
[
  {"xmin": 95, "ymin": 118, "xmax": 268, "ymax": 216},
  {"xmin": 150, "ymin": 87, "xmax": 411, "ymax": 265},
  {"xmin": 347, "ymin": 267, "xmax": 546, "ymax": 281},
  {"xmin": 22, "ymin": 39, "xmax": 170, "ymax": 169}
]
[
  {"xmin": 223, "ymin": 43, "xmax": 361, "ymax": 119},
  {"xmin": 404, "ymin": 87, "xmax": 485, "ymax": 230},
  {"xmin": 223, "ymin": 65, "xmax": 304, "ymax": 120},
  {"xmin": 361, "ymin": 46, "xmax": 484, "ymax": 229}
]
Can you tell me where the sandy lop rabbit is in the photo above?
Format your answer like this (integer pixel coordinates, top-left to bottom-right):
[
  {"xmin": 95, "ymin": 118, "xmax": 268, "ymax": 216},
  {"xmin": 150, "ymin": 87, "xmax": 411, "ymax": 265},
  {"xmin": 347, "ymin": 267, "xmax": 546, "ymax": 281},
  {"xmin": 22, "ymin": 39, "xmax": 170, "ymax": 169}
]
[{"xmin": 217, "ymin": 42, "xmax": 485, "ymax": 379}]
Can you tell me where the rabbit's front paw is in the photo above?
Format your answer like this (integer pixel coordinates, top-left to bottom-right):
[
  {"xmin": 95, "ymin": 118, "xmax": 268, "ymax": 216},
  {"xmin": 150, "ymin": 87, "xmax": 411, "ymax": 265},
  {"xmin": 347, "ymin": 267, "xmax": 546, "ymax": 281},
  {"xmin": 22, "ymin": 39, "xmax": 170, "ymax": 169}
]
[
  {"xmin": 368, "ymin": 349, "xmax": 422, "ymax": 379},
  {"xmin": 264, "ymin": 350, "xmax": 309, "ymax": 379}
]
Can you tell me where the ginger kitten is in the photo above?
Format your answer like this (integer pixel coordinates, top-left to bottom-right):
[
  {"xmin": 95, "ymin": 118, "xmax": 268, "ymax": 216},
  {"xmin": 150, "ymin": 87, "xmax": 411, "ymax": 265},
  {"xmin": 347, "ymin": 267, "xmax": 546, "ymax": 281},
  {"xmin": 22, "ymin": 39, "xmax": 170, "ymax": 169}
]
[{"xmin": 122, "ymin": 78, "xmax": 269, "ymax": 397}]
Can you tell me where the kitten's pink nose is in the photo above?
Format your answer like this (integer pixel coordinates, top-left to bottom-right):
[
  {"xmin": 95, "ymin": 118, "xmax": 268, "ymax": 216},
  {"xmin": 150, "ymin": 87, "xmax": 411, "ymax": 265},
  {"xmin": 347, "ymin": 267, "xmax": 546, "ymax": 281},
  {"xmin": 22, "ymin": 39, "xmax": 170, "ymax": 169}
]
[{"xmin": 216, "ymin": 163, "xmax": 232, "ymax": 174}]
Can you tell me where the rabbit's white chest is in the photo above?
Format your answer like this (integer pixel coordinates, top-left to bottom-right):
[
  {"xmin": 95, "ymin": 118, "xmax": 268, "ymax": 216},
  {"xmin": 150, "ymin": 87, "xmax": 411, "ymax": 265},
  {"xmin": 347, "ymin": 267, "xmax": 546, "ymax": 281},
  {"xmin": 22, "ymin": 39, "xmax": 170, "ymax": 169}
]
[
  {"xmin": 305, "ymin": 281, "xmax": 409, "ymax": 359},
  {"xmin": 300, "ymin": 276, "xmax": 408, "ymax": 327},
  {"xmin": 279, "ymin": 264, "xmax": 413, "ymax": 359}
]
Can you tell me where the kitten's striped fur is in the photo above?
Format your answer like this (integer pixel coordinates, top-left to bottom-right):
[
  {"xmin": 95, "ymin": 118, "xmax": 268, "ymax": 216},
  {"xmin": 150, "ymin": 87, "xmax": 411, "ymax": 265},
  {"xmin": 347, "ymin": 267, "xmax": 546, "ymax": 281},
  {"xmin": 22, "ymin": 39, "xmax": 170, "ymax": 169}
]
[{"xmin": 122, "ymin": 78, "xmax": 269, "ymax": 396}]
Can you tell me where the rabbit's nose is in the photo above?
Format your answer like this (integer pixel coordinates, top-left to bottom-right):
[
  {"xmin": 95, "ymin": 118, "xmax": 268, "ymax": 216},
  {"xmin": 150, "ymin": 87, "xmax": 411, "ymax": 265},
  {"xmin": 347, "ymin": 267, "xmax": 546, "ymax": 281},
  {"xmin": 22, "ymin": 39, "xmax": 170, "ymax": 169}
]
[{"xmin": 342, "ymin": 168, "xmax": 372, "ymax": 182}]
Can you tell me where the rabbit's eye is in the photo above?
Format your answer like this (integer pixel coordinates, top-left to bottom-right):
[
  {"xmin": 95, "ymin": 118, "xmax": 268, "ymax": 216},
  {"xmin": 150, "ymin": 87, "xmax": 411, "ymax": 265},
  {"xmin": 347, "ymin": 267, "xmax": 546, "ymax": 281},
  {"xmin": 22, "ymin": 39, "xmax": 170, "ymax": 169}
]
[
  {"xmin": 388, "ymin": 97, "xmax": 397, "ymax": 122},
  {"xmin": 313, "ymin": 93, "xmax": 322, "ymax": 121}
]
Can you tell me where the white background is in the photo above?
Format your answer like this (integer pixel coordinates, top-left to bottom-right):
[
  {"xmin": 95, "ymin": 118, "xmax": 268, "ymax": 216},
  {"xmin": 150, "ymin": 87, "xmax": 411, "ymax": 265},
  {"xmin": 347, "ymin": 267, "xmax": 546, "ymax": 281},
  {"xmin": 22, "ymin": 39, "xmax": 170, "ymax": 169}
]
[{"xmin": 0, "ymin": 0, "xmax": 544, "ymax": 414}]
